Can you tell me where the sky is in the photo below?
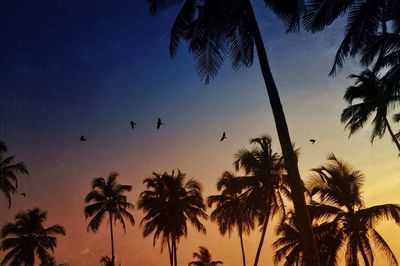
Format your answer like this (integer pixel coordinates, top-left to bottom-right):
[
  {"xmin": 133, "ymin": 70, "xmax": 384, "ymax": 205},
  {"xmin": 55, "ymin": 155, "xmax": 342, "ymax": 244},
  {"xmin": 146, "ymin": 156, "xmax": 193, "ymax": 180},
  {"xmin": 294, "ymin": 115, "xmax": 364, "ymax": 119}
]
[{"xmin": 1, "ymin": 0, "xmax": 400, "ymax": 265}]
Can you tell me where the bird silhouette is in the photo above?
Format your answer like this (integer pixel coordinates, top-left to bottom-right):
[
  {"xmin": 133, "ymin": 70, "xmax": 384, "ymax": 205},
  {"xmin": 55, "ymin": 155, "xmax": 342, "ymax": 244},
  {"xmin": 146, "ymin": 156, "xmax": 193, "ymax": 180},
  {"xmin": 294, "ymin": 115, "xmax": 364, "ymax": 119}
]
[
  {"xmin": 220, "ymin": 132, "xmax": 227, "ymax": 142},
  {"xmin": 309, "ymin": 139, "xmax": 316, "ymax": 144},
  {"xmin": 80, "ymin": 136, "xmax": 86, "ymax": 141},
  {"xmin": 20, "ymin": 193, "xmax": 26, "ymax": 197},
  {"xmin": 157, "ymin": 117, "xmax": 163, "ymax": 129},
  {"xmin": 130, "ymin": 121, "xmax": 136, "ymax": 129}
]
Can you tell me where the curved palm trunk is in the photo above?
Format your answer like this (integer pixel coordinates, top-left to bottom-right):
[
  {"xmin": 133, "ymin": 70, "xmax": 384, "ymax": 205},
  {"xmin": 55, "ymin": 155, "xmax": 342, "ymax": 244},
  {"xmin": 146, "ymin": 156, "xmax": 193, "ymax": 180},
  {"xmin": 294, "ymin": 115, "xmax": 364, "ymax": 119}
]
[
  {"xmin": 384, "ymin": 118, "xmax": 400, "ymax": 154},
  {"xmin": 109, "ymin": 213, "xmax": 115, "ymax": 266},
  {"xmin": 245, "ymin": 2, "xmax": 319, "ymax": 265},
  {"xmin": 238, "ymin": 225, "xmax": 246, "ymax": 266},
  {"xmin": 253, "ymin": 204, "xmax": 271, "ymax": 266}
]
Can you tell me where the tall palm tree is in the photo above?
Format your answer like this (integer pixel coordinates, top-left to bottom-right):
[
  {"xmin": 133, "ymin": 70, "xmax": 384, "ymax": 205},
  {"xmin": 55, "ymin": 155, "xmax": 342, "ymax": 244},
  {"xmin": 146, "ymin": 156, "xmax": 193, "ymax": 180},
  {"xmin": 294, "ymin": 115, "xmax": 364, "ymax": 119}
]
[
  {"xmin": 188, "ymin": 246, "xmax": 223, "ymax": 266},
  {"xmin": 341, "ymin": 69, "xmax": 400, "ymax": 153},
  {"xmin": 234, "ymin": 136, "xmax": 289, "ymax": 266},
  {"xmin": 0, "ymin": 140, "xmax": 29, "ymax": 208},
  {"xmin": 145, "ymin": 1, "xmax": 319, "ymax": 263},
  {"xmin": 208, "ymin": 171, "xmax": 253, "ymax": 266},
  {"xmin": 138, "ymin": 170, "xmax": 207, "ymax": 266},
  {"xmin": 306, "ymin": 153, "xmax": 400, "ymax": 265},
  {"xmin": 84, "ymin": 172, "xmax": 135, "ymax": 266},
  {"xmin": 0, "ymin": 208, "xmax": 65, "ymax": 266},
  {"xmin": 304, "ymin": 0, "xmax": 399, "ymax": 75}
]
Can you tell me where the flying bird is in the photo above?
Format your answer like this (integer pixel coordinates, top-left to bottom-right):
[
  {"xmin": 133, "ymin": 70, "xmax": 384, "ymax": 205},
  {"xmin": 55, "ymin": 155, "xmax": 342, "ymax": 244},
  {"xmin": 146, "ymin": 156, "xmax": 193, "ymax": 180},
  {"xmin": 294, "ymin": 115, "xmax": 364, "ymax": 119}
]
[
  {"xmin": 80, "ymin": 136, "xmax": 86, "ymax": 141},
  {"xmin": 20, "ymin": 193, "xmax": 26, "ymax": 197},
  {"xmin": 220, "ymin": 132, "xmax": 227, "ymax": 142},
  {"xmin": 157, "ymin": 117, "xmax": 163, "ymax": 129},
  {"xmin": 130, "ymin": 121, "xmax": 136, "ymax": 129},
  {"xmin": 309, "ymin": 139, "xmax": 316, "ymax": 144}
]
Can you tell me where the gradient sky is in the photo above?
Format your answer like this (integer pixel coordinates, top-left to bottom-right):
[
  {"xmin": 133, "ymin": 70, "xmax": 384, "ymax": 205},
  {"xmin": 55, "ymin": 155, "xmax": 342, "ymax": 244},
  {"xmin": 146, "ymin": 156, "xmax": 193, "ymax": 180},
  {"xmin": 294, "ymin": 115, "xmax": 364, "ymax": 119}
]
[{"xmin": 1, "ymin": 1, "xmax": 400, "ymax": 265}]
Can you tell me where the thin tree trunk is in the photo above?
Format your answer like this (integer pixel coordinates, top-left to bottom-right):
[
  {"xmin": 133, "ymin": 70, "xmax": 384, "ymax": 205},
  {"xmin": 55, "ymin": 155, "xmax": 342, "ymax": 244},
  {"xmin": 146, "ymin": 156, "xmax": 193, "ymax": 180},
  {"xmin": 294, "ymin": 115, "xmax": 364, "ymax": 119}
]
[
  {"xmin": 167, "ymin": 236, "xmax": 173, "ymax": 266},
  {"xmin": 109, "ymin": 213, "xmax": 115, "ymax": 266},
  {"xmin": 238, "ymin": 225, "xmax": 246, "ymax": 266},
  {"xmin": 245, "ymin": 2, "xmax": 320, "ymax": 265},
  {"xmin": 384, "ymin": 118, "xmax": 400, "ymax": 153},
  {"xmin": 253, "ymin": 205, "xmax": 271, "ymax": 266},
  {"xmin": 172, "ymin": 236, "xmax": 178, "ymax": 266}
]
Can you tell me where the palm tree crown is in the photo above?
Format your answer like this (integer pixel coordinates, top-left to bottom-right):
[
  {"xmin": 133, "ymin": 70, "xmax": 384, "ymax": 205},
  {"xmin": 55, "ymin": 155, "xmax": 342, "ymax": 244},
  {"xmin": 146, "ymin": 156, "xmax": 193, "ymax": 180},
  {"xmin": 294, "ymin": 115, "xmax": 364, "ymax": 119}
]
[
  {"xmin": 1, "ymin": 208, "xmax": 65, "ymax": 266},
  {"xmin": 84, "ymin": 171, "xmax": 135, "ymax": 266},
  {"xmin": 188, "ymin": 246, "xmax": 223, "ymax": 266},
  {"xmin": 138, "ymin": 170, "xmax": 207, "ymax": 266},
  {"xmin": 341, "ymin": 69, "xmax": 400, "ymax": 153},
  {"xmin": 0, "ymin": 140, "xmax": 29, "ymax": 208},
  {"xmin": 307, "ymin": 154, "xmax": 400, "ymax": 265}
]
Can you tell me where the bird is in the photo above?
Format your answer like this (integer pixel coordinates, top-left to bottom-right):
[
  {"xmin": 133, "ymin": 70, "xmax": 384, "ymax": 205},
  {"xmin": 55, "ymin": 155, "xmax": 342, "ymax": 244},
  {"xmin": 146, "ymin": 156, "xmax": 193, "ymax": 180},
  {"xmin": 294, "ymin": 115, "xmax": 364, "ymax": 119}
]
[
  {"xmin": 130, "ymin": 121, "xmax": 136, "ymax": 129},
  {"xmin": 20, "ymin": 193, "xmax": 26, "ymax": 197},
  {"xmin": 309, "ymin": 139, "xmax": 316, "ymax": 144},
  {"xmin": 80, "ymin": 136, "xmax": 86, "ymax": 141},
  {"xmin": 157, "ymin": 117, "xmax": 163, "ymax": 129},
  {"xmin": 220, "ymin": 132, "xmax": 227, "ymax": 142}
]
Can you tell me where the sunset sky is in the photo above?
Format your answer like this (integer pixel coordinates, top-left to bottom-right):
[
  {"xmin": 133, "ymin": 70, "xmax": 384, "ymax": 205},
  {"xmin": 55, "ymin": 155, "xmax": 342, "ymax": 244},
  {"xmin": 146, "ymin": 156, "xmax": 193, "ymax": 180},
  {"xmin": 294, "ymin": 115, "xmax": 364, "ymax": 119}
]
[{"xmin": 1, "ymin": 1, "xmax": 400, "ymax": 265}]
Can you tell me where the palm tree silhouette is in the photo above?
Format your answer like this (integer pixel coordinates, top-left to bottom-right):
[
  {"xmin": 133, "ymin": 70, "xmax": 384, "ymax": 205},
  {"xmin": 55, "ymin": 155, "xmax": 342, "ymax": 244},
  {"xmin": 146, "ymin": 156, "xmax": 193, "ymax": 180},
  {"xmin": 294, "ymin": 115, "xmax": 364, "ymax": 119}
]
[
  {"xmin": 84, "ymin": 172, "xmax": 135, "ymax": 266},
  {"xmin": 188, "ymin": 246, "xmax": 223, "ymax": 266},
  {"xmin": 341, "ymin": 69, "xmax": 400, "ymax": 153},
  {"xmin": 145, "ymin": 1, "xmax": 319, "ymax": 262},
  {"xmin": 138, "ymin": 170, "xmax": 207, "ymax": 266},
  {"xmin": 208, "ymin": 171, "xmax": 253, "ymax": 266},
  {"xmin": 304, "ymin": 0, "xmax": 397, "ymax": 76},
  {"xmin": 307, "ymin": 154, "xmax": 400, "ymax": 265},
  {"xmin": 0, "ymin": 140, "xmax": 29, "ymax": 208},
  {"xmin": 233, "ymin": 136, "xmax": 289, "ymax": 266},
  {"xmin": 0, "ymin": 208, "xmax": 65, "ymax": 265}
]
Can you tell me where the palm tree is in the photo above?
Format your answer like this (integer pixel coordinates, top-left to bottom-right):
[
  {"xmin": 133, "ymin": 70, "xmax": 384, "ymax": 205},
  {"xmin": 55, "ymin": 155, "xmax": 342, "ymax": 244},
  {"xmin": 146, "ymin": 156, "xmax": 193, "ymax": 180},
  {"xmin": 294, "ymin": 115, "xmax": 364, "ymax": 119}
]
[
  {"xmin": 233, "ymin": 136, "xmax": 289, "ymax": 266},
  {"xmin": 304, "ymin": 0, "xmax": 398, "ymax": 76},
  {"xmin": 138, "ymin": 170, "xmax": 207, "ymax": 266},
  {"xmin": 188, "ymin": 246, "xmax": 223, "ymax": 266},
  {"xmin": 145, "ymin": 1, "xmax": 319, "ymax": 263},
  {"xmin": 208, "ymin": 171, "xmax": 253, "ymax": 266},
  {"xmin": 341, "ymin": 69, "xmax": 400, "ymax": 153},
  {"xmin": 0, "ymin": 140, "xmax": 29, "ymax": 208},
  {"xmin": 84, "ymin": 172, "xmax": 135, "ymax": 266},
  {"xmin": 306, "ymin": 154, "xmax": 400, "ymax": 265},
  {"xmin": 0, "ymin": 208, "xmax": 65, "ymax": 266}
]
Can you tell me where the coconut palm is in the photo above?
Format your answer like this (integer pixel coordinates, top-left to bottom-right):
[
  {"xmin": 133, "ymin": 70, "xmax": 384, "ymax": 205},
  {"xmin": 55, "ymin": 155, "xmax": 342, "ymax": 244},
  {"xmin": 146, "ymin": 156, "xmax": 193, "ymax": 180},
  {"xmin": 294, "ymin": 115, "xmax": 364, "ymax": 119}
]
[
  {"xmin": 341, "ymin": 69, "xmax": 400, "ymax": 153},
  {"xmin": 304, "ymin": 0, "xmax": 399, "ymax": 75},
  {"xmin": 306, "ymin": 153, "xmax": 400, "ymax": 265},
  {"xmin": 233, "ymin": 136, "xmax": 289, "ymax": 266},
  {"xmin": 0, "ymin": 208, "xmax": 65, "ymax": 266},
  {"xmin": 146, "ymin": 1, "xmax": 319, "ymax": 262},
  {"xmin": 188, "ymin": 246, "xmax": 223, "ymax": 266},
  {"xmin": 138, "ymin": 170, "xmax": 207, "ymax": 266},
  {"xmin": 0, "ymin": 140, "xmax": 29, "ymax": 208},
  {"xmin": 84, "ymin": 172, "xmax": 135, "ymax": 266},
  {"xmin": 208, "ymin": 171, "xmax": 253, "ymax": 266}
]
